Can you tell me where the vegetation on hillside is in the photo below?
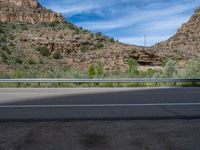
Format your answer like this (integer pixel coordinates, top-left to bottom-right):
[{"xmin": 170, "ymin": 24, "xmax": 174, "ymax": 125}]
[{"xmin": 0, "ymin": 22, "xmax": 200, "ymax": 82}]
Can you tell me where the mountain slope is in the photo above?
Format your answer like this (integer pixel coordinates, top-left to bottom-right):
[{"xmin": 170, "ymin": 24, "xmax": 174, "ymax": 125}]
[
  {"xmin": 154, "ymin": 7, "xmax": 200, "ymax": 59},
  {"xmin": 0, "ymin": 0, "xmax": 162, "ymax": 76}
]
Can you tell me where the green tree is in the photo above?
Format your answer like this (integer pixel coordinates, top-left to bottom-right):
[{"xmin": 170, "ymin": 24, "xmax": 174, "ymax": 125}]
[
  {"xmin": 88, "ymin": 64, "xmax": 95, "ymax": 79},
  {"xmin": 128, "ymin": 58, "xmax": 138, "ymax": 77}
]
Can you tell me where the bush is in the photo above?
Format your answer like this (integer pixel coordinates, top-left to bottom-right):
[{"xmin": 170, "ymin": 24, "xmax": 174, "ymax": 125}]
[
  {"xmin": 139, "ymin": 68, "xmax": 157, "ymax": 78},
  {"xmin": 1, "ymin": 37, "xmax": 7, "ymax": 43},
  {"xmin": 2, "ymin": 45, "xmax": 11, "ymax": 54},
  {"xmin": 9, "ymin": 35, "xmax": 15, "ymax": 40},
  {"xmin": 0, "ymin": 27, "xmax": 4, "ymax": 34},
  {"xmin": 28, "ymin": 58, "xmax": 36, "ymax": 65},
  {"xmin": 59, "ymin": 34, "xmax": 64, "ymax": 39},
  {"xmin": 36, "ymin": 46, "xmax": 51, "ymax": 57},
  {"xmin": 178, "ymin": 58, "xmax": 200, "ymax": 78},
  {"xmin": 109, "ymin": 38, "xmax": 115, "ymax": 43},
  {"xmin": 53, "ymin": 51, "xmax": 62, "ymax": 59},
  {"xmin": 95, "ymin": 61, "xmax": 104, "ymax": 78},
  {"xmin": 88, "ymin": 64, "xmax": 95, "ymax": 79},
  {"xmin": 163, "ymin": 59, "xmax": 177, "ymax": 78},
  {"xmin": 12, "ymin": 24, "xmax": 16, "ymax": 29},
  {"xmin": 49, "ymin": 22, "xmax": 59, "ymax": 27},
  {"xmin": 0, "ymin": 51, "xmax": 8, "ymax": 63},
  {"xmin": 80, "ymin": 46, "xmax": 88, "ymax": 52},
  {"xmin": 96, "ymin": 32, "xmax": 103, "ymax": 37},
  {"xmin": 128, "ymin": 58, "xmax": 138, "ymax": 77},
  {"xmin": 21, "ymin": 25, "xmax": 28, "ymax": 31},
  {"xmin": 15, "ymin": 57, "xmax": 23, "ymax": 64},
  {"xmin": 95, "ymin": 43, "xmax": 104, "ymax": 49},
  {"xmin": 67, "ymin": 23, "xmax": 79, "ymax": 31}
]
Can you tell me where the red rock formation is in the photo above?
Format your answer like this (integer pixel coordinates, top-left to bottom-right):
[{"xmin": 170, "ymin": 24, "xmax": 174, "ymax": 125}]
[{"xmin": 0, "ymin": 0, "xmax": 66, "ymax": 24}]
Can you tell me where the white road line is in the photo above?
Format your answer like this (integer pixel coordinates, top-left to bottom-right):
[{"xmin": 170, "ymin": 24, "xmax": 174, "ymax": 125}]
[{"xmin": 0, "ymin": 103, "xmax": 200, "ymax": 108}]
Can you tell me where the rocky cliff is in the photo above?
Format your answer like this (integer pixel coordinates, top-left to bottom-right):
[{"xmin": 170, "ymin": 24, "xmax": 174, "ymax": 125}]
[
  {"xmin": 0, "ymin": 0, "xmax": 65, "ymax": 24},
  {"xmin": 154, "ymin": 7, "xmax": 200, "ymax": 59}
]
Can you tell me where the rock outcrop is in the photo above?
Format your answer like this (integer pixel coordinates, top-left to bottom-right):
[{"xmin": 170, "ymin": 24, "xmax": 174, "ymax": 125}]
[{"xmin": 0, "ymin": 0, "xmax": 65, "ymax": 24}]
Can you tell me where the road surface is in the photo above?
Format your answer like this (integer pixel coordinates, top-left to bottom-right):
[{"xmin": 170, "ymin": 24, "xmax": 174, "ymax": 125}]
[{"xmin": 0, "ymin": 87, "xmax": 200, "ymax": 120}]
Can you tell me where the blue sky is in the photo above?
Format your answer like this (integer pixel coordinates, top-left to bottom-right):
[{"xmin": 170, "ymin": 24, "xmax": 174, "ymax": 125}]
[{"xmin": 38, "ymin": 0, "xmax": 199, "ymax": 46}]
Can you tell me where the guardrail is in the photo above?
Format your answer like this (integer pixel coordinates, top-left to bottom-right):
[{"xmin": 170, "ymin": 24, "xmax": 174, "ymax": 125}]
[{"xmin": 0, "ymin": 78, "xmax": 199, "ymax": 84}]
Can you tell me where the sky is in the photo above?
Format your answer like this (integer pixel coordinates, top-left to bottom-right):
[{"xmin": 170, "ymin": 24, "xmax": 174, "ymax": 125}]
[{"xmin": 38, "ymin": 0, "xmax": 199, "ymax": 46}]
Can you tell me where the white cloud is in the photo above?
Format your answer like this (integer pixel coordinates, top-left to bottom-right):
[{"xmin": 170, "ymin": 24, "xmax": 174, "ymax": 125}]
[{"xmin": 77, "ymin": 3, "xmax": 197, "ymax": 31}]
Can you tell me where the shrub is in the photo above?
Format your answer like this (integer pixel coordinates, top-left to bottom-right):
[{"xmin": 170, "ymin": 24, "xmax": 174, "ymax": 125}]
[
  {"xmin": 178, "ymin": 58, "xmax": 200, "ymax": 78},
  {"xmin": 88, "ymin": 64, "xmax": 95, "ymax": 79},
  {"xmin": 53, "ymin": 51, "xmax": 62, "ymax": 59},
  {"xmin": 12, "ymin": 24, "xmax": 16, "ymax": 29},
  {"xmin": 139, "ymin": 68, "xmax": 156, "ymax": 78},
  {"xmin": 9, "ymin": 35, "xmax": 15, "ymax": 40},
  {"xmin": 146, "ymin": 68, "xmax": 157, "ymax": 77},
  {"xmin": 67, "ymin": 23, "xmax": 79, "ymax": 31},
  {"xmin": 59, "ymin": 34, "xmax": 64, "ymax": 39},
  {"xmin": 95, "ymin": 43, "xmax": 104, "ymax": 49},
  {"xmin": 109, "ymin": 38, "xmax": 115, "ymax": 43},
  {"xmin": 128, "ymin": 58, "xmax": 138, "ymax": 77},
  {"xmin": 163, "ymin": 59, "xmax": 177, "ymax": 78},
  {"xmin": 49, "ymin": 22, "xmax": 59, "ymax": 27},
  {"xmin": 21, "ymin": 25, "xmax": 28, "ymax": 31},
  {"xmin": 96, "ymin": 32, "xmax": 103, "ymax": 37},
  {"xmin": 15, "ymin": 57, "xmax": 23, "ymax": 64},
  {"xmin": 28, "ymin": 58, "xmax": 36, "ymax": 65},
  {"xmin": 2, "ymin": 45, "xmax": 11, "ymax": 54},
  {"xmin": 95, "ymin": 61, "xmax": 104, "ymax": 78},
  {"xmin": 0, "ymin": 27, "xmax": 4, "ymax": 34},
  {"xmin": 1, "ymin": 37, "xmax": 7, "ymax": 43},
  {"xmin": 0, "ymin": 51, "xmax": 8, "ymax": 63},
  {"xmin": 36, "ymin": 46, "xmax": 51, "ymax": 57},
  {"xmin": 161, "ymin": 58, "xmax": 169, "ymax": 67},
  {"xmin": 80, "ymin": 46, "xmax": 88, "ymax": 52}
]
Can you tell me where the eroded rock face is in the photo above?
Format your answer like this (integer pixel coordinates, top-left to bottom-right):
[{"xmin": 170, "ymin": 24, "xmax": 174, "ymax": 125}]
[{"xmin": 0, "ymin": 0, "xmax": 65, "ymax": 24}]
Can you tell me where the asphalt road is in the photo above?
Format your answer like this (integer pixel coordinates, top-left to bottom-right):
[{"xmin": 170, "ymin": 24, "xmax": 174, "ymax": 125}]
[
  {"xmin": 1, "ymin": 120, "xmax": 200, "ymax": 150},
  {"xmin": 0, "ymin": 87, "xmax": 200, "ymax": 120}
]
